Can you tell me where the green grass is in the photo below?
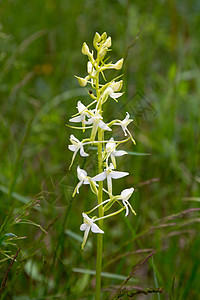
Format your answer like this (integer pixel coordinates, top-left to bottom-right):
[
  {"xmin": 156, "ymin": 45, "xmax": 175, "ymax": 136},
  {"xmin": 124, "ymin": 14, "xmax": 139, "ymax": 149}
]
[{"xmin": 0, "ymin": 0, "xmax": 200, "ymax": 299}]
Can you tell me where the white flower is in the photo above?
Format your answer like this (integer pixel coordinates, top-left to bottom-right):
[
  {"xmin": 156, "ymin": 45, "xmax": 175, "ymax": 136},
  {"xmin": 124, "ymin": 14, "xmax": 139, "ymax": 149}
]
[
  {"xmin": 119, "ymin": 188, "xmax": 136, "ymax": 217},
  {"xmin": 69, "ymin": 101, "xmax": 91, "ymax": 123},
  {"xmin": 84, "ymin": 110, "xmax": 111, "ymax": 141},
  {"xmin": 92, "ymin": 163, "xmax": 129, "ymax": 196},
  {"xmin": 114, "ymin": 112, "xmax": 133, "ymax": 136},
  {"xmin": 105, "ymin": 137, "xmax": 127, "ymax": 168},
  {"xmin": 80, "ymin": 213, "xmax": 104, "ymax": 249},
  {"xmin": 73, "ymin": 166, "xmax": 90, "ymax": 196},
  {"xmin": 106, "ymin": 86, "xmax": 123, "ymax": 101},
  {"xmin": 68, "ymin": 135, "xmax": 89, "ymax": 169},
  {"xmin": 100, "ymin": 81, "xmax": 123, "ymax": 105}
]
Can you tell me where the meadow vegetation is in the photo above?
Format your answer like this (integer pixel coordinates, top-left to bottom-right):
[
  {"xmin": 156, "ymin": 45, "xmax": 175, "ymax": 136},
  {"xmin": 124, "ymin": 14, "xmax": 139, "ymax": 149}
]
[{"xmin": 0, "ymin": 1, "xmax": 199, "ymax": 299}]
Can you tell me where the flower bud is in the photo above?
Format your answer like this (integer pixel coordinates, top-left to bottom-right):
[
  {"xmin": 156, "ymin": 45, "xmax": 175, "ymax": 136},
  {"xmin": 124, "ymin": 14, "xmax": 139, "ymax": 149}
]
[
  {"xmin": 114, "ymin": 58, "xmax": 124, "ymax": 70},
  {"xmin": 76, "ymin": 76, "xmax": 87, "ymax": 87},
  {"xmin": 112, "ymin": 80, "xmax": 123, "ymax": 92},
  {"xmin": 99, "ymin": 47, "xmax": 107, "ymax": 60},
  {"xmin": 104, "ymin": 37, "xmax": 111, "ymax": 48},
  {"xmin": 82, "ymin": 42, "xmax": 90, "ymax": 56},
  {"xmin": 93, "ymin": 32, "xmax": 101, "ymax": 44},
  {"xmin": 87, "ymin": 61, "xmax": 93, "ymax": 74},
  {"xmin": 101, "ymin": 32, "xmax": 107, "ymax": 41}
]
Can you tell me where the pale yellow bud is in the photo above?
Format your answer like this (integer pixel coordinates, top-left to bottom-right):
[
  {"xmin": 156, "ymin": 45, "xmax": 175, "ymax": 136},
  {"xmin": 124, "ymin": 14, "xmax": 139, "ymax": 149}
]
[
  {"xmin": 82, "ymin": 42, "xmax": 90, "ymax": 56},
  {"xmin": 87, "ymin": 61, "xmax": 93, "ymax": 74},
  {"xmin": 104, "ymin": 37, "xmax": 112, "ymax": 48},
  {"xmin": 93, "ymin": 32, "xmax": 101, "ymax": 44},
  {"xmin": 114, "ymin": 58, "xmax": 124, "ymax": 70},
  {"xmin": 99, "ymin": 47, "xmax": 107, "ymax": 60},
  {"xmin": 112, "ymin": 80, "xmax": 123, "ymax": 92},
  {"xmin": 101, "ymin": 32, "xmax": 107, "ymax": 41},
  {"xmin": 76, "ymin": 76, "xmax": 87, "ymax": 87}
]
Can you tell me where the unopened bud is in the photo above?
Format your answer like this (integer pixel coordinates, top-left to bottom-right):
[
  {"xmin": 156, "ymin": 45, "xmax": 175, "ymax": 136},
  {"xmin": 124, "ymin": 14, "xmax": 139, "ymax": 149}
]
[
  {"xmin": 76, "ymin": 76, "xmax": 87, "ymax": 87},
  {"xmin": 104, "ymin": 36, "xmax": 112, "ymax": 48},
  {"xmin": 93, "ymin": 32, "xmax": 101, "ymax": 44},
  {"xmin": 82, "ymin": 42, "xmax": 90, "ymax": 56},
  {"xmin": 87, "ymin": 61, "xmax": 93, "ymax": 74},
  {"xmin": 112, "ymin": 80, "xmax": 123, "ymax": 92},
  {"xmin": 101, "ymin": 32, "xmax": 107, "ymax": 41},
  {"xmin": 114, "ymin": 58, "xmax": 124, "ymax": 70},
  {"xmin": 99, "ymin": 47, "xmax": 107, "ymax": 60}
]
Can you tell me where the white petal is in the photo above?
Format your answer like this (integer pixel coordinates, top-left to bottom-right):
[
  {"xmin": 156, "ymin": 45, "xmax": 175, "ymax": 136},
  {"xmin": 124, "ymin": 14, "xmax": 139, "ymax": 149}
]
[
  {"xmin": 83, "ymin": 179, "xmax": 90, "ymax": 185},
  {"xmin": 91, "ymin": 223, "xmax": 104, "ymax": 234},
  {"xmin": 122, "ymin": 200, "xmax": 129, "ymax": 217},
  {"xmin": 92, "ymin": 171, "xmax": 107, "ymax": 182},
  {"xmin": 109, "ymin": 163, "xmax": 115, "ymax": 170},
  {"xmin": 81, "ymin": 226, "xmax": 91, "ymax": 249},
  {"xmin": 111, "ymin": 154, "xmax": 116, "ymax": 169},
  {"xmin": 77, "ymin": 166, "xmax": 87, "ymax": 180},
  {"xmin": 113, "ymin": 150, "xmax": 127, "ymax": 157},
  {"xmin": 84, "ymin": 117, "xmax": 94, "ymax": 125},
  {"xmin": 87, "ymin": 61, "xmax": 93, "ymax": 74},
  {"xmin": 106, "ymin": 138, "xmax": 116, "ymax": 150},
  {"xmin": 110, "ymin": 92, "xmax": 123, "ymax": 99},
  {"xmin": 98, "ymin": 120, "xmax": 112, "ymax": 131},
  {"xmin": 122, "ymin": 126, "xmax": 128, "ymax": 136},
  {"xmin": 76, "ymin": 181, "xmax": 83, "ymax": 194},
  {"xmin": 80, "ymin": 146, "xmax": 89, "ymax": 157},
  {"xmin": 121, "ymin": 188, "xmax": 134, "ymax": 200},
  {"xmin": 111, "ymin": 171, "xmax": 129, "ymax": 179},
  {"xmin": 69, "ymin": 115, "xmax": 83, "ymax": 123},
  {"xmin": 80, "ymin": 223, "xmax": 87, "ymax": 231},
  {"xmin": 68, "ymin": 145, "xmax": 77, "ymax": 152},
  {"xmin": 70, "ymin": 135, "xmax": 80, "ymax": 143},
  {"xmin": 82, "ymin": 213, "xmax": 93, "ymax": 225},
  {"xmin": 107, "ymin": 174, "xmax": 112, "ymax": 196},
  {"xmin": 111, "ymin": 80, "xmax": 123, "ymax": 92},
  {"xmin": 77, "ymin": 101, "xmax": 86, "ymax": 112}
]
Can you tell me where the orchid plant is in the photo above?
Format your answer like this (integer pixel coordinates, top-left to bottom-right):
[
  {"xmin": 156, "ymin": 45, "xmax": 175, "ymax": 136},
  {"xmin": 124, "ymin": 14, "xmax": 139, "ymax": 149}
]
[{"xmin": 68, "ymin": 32, "xmax": 136, "ymax": 300}]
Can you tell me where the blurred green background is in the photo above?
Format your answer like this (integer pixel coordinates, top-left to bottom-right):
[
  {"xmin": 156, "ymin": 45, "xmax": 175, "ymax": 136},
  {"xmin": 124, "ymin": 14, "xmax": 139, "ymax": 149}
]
[{"xmin": 0, "ymin": 0, "xmax": 200, "ymax": 299}]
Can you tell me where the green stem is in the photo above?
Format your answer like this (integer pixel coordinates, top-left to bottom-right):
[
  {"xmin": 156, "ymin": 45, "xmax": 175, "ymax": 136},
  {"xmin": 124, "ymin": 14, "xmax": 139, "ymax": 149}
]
[{"xmin": 95, "ymin": 127, "xmax": 104, "ymax": 300}]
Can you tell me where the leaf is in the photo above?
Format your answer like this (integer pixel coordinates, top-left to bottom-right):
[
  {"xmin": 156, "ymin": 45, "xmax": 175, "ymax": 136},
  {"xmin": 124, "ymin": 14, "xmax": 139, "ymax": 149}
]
[{"xmin": 72, "ymin": 268, "xmax": 138, "ymax": 282}]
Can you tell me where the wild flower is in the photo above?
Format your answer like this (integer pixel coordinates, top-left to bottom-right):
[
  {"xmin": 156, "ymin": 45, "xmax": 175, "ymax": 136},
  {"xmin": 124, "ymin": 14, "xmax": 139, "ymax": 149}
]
[
  {"xmin": 80, "ymin": 213, "xmax": 104, "ymax": 250},
  {"xmin": 68, "ymin": 32, "xmax": 137, "ymax": 300}
]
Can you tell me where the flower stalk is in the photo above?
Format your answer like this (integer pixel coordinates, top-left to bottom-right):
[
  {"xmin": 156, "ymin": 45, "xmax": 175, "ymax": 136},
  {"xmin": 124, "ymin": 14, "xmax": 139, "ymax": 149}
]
[{"xmin": 68, "ymin": 32, "xmax": 137, "ymax": 300}]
